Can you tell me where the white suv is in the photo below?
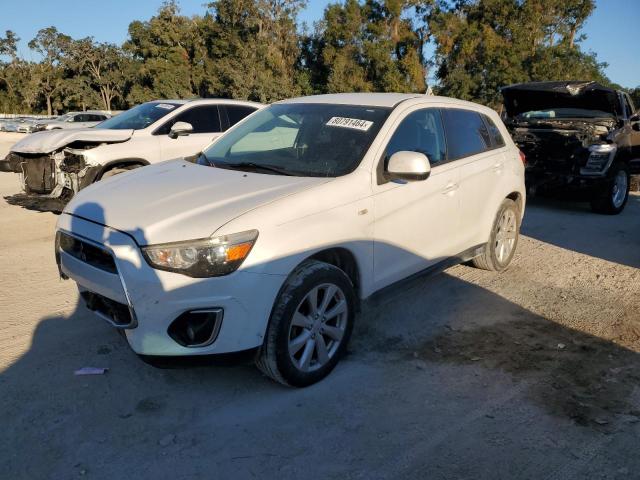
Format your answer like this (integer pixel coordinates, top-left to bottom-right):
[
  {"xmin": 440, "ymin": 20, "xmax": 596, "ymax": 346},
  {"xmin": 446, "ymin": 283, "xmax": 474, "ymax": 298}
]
[
  {"xmin": 2, "ymin": 99, "xmax": 262, "ymax": 199},
  {"xmin": 55, "ymin": 93, "xmax": 525, "ymax": 386}
]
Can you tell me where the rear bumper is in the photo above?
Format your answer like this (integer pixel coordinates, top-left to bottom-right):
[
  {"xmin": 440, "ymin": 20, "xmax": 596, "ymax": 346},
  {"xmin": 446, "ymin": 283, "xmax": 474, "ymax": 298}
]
[{"xmin": 55, "ymin": 213, "xmax": 286, "ymax": 356}]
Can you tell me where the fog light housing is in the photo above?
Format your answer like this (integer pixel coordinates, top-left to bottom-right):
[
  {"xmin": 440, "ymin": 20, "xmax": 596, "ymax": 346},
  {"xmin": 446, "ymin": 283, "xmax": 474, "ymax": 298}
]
[{"xmin": 168, "ymin": 309, "xmax": 223, "ymax": 347}]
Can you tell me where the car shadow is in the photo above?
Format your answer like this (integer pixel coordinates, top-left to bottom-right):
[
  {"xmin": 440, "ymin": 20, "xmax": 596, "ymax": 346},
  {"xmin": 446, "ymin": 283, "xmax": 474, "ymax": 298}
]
[
  {"xmin": 3, "ymin": 258, "xmax": 640, "ymax": 477},
  {"xmin": 522, "ymin": 194, "xmax": 640, "ymax": 269}
]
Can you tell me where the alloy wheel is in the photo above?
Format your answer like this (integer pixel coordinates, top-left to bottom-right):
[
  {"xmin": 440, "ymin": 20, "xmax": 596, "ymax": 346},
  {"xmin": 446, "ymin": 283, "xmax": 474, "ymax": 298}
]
[
  {"xmin": 494, "ymin": 209, "xmax": 517, "ymax": 264},
  {"xmin": 287, "ymin": 283, "xmax": 348, "ymax": 372}
]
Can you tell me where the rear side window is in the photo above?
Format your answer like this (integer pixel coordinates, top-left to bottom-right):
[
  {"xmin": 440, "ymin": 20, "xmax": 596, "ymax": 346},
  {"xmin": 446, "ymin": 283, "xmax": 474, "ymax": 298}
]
[
  {"xmin": 442, "ymin": 109, "xmax": 491, "ymax": 160},
  {"xmin": 155, "ymin": 105, "xmax": 221, "ymax": 135},
  {"xmin": 224, "ymin": 105, "xmax": 258, "ymax": 129},
  {"xmin": 385, "ymin": 108, "xmax": 447, "ymax": 164},
  {"xmin": 483, "ymin": 114, "xmax": 506, "ymax": 148}
]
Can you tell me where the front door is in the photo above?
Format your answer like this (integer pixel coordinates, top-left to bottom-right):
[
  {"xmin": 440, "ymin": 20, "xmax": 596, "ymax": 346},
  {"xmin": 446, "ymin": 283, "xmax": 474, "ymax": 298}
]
[
  {"xmin": 156, "ymin": 105, "xmax": 224, "ymax": 161},
  {"xmin": 372, "ymin": 108, "xmax": 460, "ymax": 291}
]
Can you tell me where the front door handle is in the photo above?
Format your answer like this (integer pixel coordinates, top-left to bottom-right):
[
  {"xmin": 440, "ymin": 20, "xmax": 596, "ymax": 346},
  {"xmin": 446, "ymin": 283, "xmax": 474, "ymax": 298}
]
[{"xmin": 442, "ymin": 182, "xmax": 459, "ymax": 195}]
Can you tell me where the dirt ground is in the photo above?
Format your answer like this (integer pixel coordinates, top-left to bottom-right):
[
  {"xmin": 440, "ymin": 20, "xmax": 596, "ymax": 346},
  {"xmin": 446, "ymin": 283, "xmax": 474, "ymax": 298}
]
[{"xmin": 1, "ymin": 131, "xmax": 640, "ymax": 480}]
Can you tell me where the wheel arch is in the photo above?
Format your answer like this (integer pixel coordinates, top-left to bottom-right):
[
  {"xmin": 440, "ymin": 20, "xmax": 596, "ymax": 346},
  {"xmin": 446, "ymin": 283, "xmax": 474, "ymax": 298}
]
[
  {"xmin": 96, "ymin": 158, "xmax": 150, "ymax": 180},
  {"xmin": 307, "ymin": 247, "xmax": 361, "ymax": 299},
  {"xmin": 506, "ymin": 191, "xmax": 524, "ymax": 218}
]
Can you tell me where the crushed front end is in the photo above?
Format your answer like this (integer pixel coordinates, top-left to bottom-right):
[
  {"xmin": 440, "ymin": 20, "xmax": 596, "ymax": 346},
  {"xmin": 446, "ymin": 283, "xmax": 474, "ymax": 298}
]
[
  {"xmin": 1, "ymin": 147, "xmax": 101, "ymax": 199},
  {"xmin": 502, "ymin": 81, "xmax": 622, "ymax": 197},
  {"xmin": 508, "ymin": 119, "xmax": 617, "ymax": 195}
]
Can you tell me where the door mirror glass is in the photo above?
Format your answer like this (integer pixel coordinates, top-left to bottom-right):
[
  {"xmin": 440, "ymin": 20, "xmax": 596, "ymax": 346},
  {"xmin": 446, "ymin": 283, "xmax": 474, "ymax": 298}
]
[
  {"xmin": 169, "ymin": 121, "xmax": 193, "ymax": 139},
  {"xmin": 387, "ymin": 151, "xmax": 431, "ymax": 181}
]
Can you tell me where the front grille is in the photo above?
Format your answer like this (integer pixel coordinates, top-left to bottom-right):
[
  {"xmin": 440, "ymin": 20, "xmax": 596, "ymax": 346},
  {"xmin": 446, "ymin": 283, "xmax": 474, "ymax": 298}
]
[
  {"xmin": 22, "ymin": 154, "xmax": 57, "ymax": 193},
  {"xmin": 80, "ymin": 291, "xmax": 133, "ymax": 327},
  {"xmin": 57, "ymin": 232, "xmax": 117, "ymax": 274}
]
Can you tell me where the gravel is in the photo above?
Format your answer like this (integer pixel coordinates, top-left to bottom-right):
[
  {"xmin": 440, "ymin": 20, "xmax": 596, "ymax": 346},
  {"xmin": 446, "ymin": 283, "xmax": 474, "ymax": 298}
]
[{"xmin": 1, "ymin": 132, "xmax": 639, "ymax": 479}]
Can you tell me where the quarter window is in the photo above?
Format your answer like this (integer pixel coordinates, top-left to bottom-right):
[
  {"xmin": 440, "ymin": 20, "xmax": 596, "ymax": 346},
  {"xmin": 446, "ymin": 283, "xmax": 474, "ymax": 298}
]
[
  {"xmin": 385, "ymin": 109, "xmax": 447, "ymax": 164},
  {"xmin": 442, "ymin": 109, "xmax": 491, "ymax": 160},
  {"xmin": 483, "ymin": 114, "xmax": 506, "ymax": 148}
]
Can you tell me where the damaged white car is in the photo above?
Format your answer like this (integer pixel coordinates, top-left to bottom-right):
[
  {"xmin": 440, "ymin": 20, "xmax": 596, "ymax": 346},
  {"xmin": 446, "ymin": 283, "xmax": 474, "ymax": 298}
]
[{"xmin": 0, "ymin": 99, "xmax": 262, "ymax": 200}]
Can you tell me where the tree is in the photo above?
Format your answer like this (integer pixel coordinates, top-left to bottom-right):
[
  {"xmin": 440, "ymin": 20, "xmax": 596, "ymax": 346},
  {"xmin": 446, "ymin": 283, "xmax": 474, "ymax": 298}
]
[
  {"xmin": 65, "ymin": 39, "xmax": 129, "ymax": 111},
  {"xmin": 124, "ymin": 1, "xmax": 207, "ymax": 103},
  {"xmin": 303, "ymin": 0, "xmax": 428, "ymax": 94},
  {"xmin": 430, "ymin": 0, "xmax": 606, "ymax": 108},
  {"xmin": 28, "ymin": 27, "xmax": 71, "ymax": 115},
  {"xmin": 203, "ymin": 0, "xmax": 307, "ymax": 102}
]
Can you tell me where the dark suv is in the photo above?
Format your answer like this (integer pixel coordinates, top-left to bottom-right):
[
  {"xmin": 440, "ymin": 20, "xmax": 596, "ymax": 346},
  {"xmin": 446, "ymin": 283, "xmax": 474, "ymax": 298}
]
[{"xmin": 502, "ymin": 81, "xmax": 640, "ymax": 214}]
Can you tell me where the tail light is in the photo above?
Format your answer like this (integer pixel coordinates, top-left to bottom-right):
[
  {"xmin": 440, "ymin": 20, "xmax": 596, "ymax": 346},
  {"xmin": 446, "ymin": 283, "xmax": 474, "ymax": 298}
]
[{"xmin": 518, "ymin": 150, "xmax": 527, "ymax": 166}]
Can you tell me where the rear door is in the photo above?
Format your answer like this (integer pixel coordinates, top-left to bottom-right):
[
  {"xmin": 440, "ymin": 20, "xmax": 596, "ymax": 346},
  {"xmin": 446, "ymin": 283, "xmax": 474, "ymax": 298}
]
[
  {"xmin": 156, "ymin": 105, "xmax": 224, "ymax": 160},
  {"xmin": 442, "ymin": 108, "xmax": 504, "ymax": 249},
  {"xmin": 220, "ymin": 105, "xmax": 259, "ymax": 131}
]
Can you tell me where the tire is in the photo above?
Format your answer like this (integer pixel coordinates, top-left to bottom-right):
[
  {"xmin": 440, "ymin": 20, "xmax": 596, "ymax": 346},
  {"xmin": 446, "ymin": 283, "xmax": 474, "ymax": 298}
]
[
  {"xmin": 256, "ymin": 260, "xmax": 356, "ymax": 387},
  {"xmin": 472, "ymin": 198, "xmax": 520, "ymax": 271},
  {"xmin": 100, "ymin": 164, "xmax": 141, "ymax": 179},
  {"xmin": 590, "ymin": 162, "xmax": 630, "ymax": 215}
]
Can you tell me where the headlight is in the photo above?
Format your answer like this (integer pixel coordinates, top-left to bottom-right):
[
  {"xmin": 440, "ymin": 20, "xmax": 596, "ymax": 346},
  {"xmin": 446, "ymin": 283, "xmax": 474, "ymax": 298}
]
[
  {"xmin": 141, "ymin": 230, "xmax": 258, "ymax": 278},
  {"xmin": 581, "ymin": 143, "xmax": 616, "ymax": 174}
]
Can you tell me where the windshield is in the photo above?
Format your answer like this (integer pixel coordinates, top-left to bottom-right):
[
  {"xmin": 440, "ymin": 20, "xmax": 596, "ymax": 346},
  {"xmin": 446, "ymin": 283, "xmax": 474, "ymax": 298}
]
[
  {"xmin": 200, "ymin": 103, "xmax": 390, "ymax": 177},
  {"xmin": 57, "ymin": 114, "xmax": 73, "ymax": 122},
  {"xmin": 95, "ymin": 102, "xmax": 181, "ymax": 130}
]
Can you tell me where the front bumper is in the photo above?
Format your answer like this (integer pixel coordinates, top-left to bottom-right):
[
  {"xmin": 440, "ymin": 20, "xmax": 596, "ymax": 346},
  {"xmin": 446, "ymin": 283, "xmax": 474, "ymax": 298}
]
[
  {"xmin": 55, "ymin": 213, "xmax": 285, "ymax": 355},
  {"xmin": 525, "ymin": 167, "xmax": 611, "ymax": 197}
]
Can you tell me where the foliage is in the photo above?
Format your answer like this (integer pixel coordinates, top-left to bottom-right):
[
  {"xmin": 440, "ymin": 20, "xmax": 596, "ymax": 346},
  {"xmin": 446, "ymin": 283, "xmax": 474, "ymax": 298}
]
[{"xmin": 0, "ymin": 0, "xmax": 622, "ymax": 114}]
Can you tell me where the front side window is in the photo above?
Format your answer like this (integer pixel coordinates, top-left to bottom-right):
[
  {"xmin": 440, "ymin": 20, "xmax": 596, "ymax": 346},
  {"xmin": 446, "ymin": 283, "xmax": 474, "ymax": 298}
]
[
  {"xmin": 384, "ymin": 109, "xmax": 447, "ymax": 165},
  {"xmin": 96, "ymin": 102, "xmax": 181, "ymax": 130},
  {"xmin": 200, "ymin": 103, "xmax": 391, "ymax": 177},
  {"xmin": 155, "ymin": 105, "xmax": 221, "ymax": 135},
  {"xmin": 442, "ymin": 109, "xmax": 491, "ymax": 160}
]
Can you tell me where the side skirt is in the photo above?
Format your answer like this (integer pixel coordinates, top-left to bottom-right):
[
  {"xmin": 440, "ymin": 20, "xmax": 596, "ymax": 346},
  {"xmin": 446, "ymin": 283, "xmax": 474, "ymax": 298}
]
[{"xmin": 366, "ymin": 244, "xmax": 486, "ymax": 302}]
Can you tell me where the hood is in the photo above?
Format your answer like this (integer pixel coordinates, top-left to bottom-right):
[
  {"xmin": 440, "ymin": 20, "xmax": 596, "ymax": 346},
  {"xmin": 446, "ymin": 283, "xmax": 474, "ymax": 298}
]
[
  {"xmin": 502, "ymin": 81, "xmax": 620, "ymax": 119},
  {"xmin": 10, "ymin": 128, "xmax": 133, "ymax": 154},
  {"xmin": 64, "ymin": 160, "xmax": 330, "ymax": 245}
]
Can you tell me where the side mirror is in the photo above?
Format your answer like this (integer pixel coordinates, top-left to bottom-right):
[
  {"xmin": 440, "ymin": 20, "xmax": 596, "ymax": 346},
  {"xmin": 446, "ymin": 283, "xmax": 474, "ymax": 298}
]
[
  {"xmin": 169, "ymin": 121, "xmax": 193, "ymax": 139},
  {"xmin": 387, "ymin": 151, "xmax": 431, "ymax": 181}
]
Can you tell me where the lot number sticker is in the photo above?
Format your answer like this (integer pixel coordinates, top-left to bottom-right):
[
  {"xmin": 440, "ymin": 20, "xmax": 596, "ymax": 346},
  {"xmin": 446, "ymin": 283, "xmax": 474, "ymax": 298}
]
[{"xmin": 326, "ymin": 117, "xmax": 373, "ymax": 131}]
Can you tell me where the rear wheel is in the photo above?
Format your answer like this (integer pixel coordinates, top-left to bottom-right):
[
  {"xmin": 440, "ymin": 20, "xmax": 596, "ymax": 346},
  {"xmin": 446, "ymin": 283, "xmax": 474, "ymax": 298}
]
[
  {"xmin": 472, "ymin": 199, "xmax": 520, "ymax": 271},
  {"xmin": 590, "ymin": 162, "xmax": 630, "ymax": 215},
  {"xmin": 256, "ymin": 260, "xmax": 356, "ymax": 387}
]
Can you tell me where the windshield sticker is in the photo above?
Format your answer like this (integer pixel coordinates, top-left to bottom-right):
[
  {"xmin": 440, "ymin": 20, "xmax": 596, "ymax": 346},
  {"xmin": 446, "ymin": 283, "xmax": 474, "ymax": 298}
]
[
  {"xmin": 326, "ymin": 117, "xmax": 373, "ymax": 131},
  {"xmin": 156, "ymin": 103, "xmax": 176, "ymax": 110}
]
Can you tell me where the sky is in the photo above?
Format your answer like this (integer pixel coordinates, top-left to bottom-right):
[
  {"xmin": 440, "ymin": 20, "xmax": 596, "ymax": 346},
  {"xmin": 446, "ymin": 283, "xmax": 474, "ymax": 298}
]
[{"xmin": 1, "ymin": 0, "xmax": 638, "ymax": 88}]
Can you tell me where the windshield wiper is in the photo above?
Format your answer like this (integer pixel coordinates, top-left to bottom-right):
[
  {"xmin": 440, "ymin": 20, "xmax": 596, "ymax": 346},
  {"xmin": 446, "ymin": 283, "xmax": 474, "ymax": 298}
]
[{"xmin": 220, "ymin": 162, "xmax": 293, "ymax": 176}]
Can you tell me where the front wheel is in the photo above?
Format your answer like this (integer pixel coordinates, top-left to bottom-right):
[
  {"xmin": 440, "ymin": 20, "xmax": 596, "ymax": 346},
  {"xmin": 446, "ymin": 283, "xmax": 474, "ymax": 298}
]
[
  {"xmin": 590, "ymin": 163, "xmax": 630, "ymax": 215},
  {"xmin": 472, "ymin": 198, "xmax": 520, "ymax": 271},
  {"xmin": 256, "ymin": 260, "xmax": 356, "ymax": 387}
]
